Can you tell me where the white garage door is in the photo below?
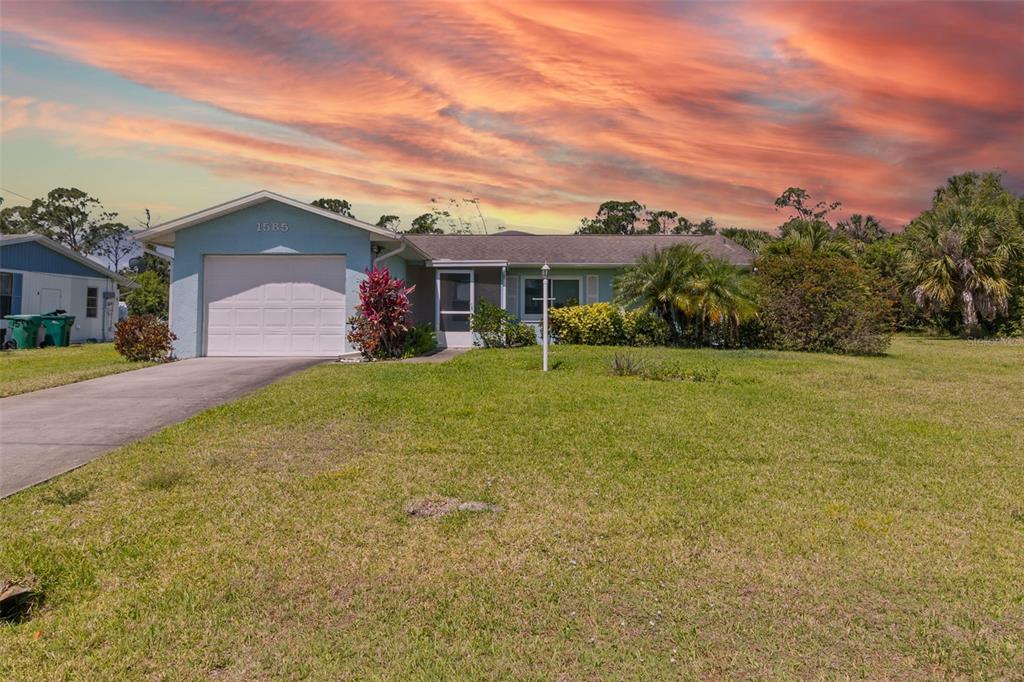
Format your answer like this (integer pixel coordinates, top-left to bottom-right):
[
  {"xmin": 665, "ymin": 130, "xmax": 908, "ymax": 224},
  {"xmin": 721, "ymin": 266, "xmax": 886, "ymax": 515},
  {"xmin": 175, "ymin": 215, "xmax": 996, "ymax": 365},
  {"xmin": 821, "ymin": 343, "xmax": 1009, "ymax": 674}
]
[{"xmin": 204, "ymin": 255, "xmax": 346, "ymax": 356}]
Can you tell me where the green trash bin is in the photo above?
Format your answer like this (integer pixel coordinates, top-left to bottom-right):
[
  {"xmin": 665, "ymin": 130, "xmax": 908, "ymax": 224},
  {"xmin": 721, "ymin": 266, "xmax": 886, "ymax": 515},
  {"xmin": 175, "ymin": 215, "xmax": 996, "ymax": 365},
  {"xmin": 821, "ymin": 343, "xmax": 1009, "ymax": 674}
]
[
  {"xmin": 40, "ymin": 311, "xmax": 76, "ymax": 347},
  {"xmin": 3, "ymin": 314, "xmax": 43, "ymax": 349}
]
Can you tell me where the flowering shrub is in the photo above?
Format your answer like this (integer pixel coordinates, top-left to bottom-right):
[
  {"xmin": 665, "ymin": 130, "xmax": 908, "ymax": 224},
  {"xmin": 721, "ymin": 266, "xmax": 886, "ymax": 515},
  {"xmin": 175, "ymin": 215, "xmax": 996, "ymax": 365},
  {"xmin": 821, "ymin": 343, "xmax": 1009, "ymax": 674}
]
[
  {"xmin": 549, "ymin": 302, "xmax": 622, "ymax": 344},
  {"xmin": 347, "ymin": 267, "xmax": 415, "ymax": 360},
  {"xmin": 114, "ymin": 315, "xmax": 176, "ymax": 362},
  {"xmin": 470, "ymin": 300, "xmax": 536, "ymax": 348},
  {"xmin": 550, "ymin": 303, "xmax": 670, "ymax": 346}
]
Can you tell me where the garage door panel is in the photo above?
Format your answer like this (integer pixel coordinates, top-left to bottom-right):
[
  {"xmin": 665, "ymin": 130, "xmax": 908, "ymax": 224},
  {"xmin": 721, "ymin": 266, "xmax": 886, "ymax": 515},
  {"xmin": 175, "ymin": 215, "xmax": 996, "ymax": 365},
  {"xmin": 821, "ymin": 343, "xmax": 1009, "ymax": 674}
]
[
  {"xmin": 290, "ymin": 334, "xmax": 317, "ymax": 353},
  {"xmin": 262, "ymin": 307, "xmax": 292, "ymax": 328},
  {"xmin": 262, "ymin": 334, "xmax": 291, "ymax": 354},
  {"xmin": 264, "ymin": 282, "xmax": 291, "ymax": 302},
  {"xmin": 319, "ymin": 308, "xmax": 346, "ymax": 326},
  {"xmin": 234, "ymin": 308, "xmax": 262, "ymax": 327},
  {"xmin": 318, "ymin": 333, "xmax": 344, "ymax": 351},
  {"xmin": 291, "ymin": 307, "xmax": 320, "ymax": 328},
  {"xmin": 291, "ymin": 282, "xmax": 324, "ymax": 302},
  {"xmin": 204, "ymin": 256, "xmax": 346, "ymax": 357},
  {"xmin": 231, "ymin": 333, "xmax": 264, "ymax": 354},
  {"xmin": 207, "ymin": 307, "xmax": 235, "ymax": 327}
]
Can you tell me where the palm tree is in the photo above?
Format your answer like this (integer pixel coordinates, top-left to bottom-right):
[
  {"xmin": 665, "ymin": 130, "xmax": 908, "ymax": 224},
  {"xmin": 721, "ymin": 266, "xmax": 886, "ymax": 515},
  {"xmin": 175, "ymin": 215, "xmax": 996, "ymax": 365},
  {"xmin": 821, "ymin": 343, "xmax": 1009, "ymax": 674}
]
[
  {"xmin": 765, "ymin": 219, "xmax": 854, "ymax": 258},
  {"xmin": 902, "ymin": 199, "xmax": 1019, "ymax": 335},
  {"xmin": 613, "ymin": 244, "xmax": 705, "ymax": 337},
  {"xmin": 837, "ymin": 214, "xmax": 885, "ymax": 244},
  {"xmin": 688, "ymin": 258, "xmax": 758, "ymax": 343},
  {"xmin": 613, "ymin": 245, "xmax": 756, "ymax": 344}
]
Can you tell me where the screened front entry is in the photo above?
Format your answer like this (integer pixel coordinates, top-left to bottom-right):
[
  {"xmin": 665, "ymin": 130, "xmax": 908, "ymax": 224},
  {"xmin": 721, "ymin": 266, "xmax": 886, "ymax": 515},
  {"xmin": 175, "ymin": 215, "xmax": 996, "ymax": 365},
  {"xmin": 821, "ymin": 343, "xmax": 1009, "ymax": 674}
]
[{"xmin": 436, "ymin": 270, "xmax": 474, "ymax": 347}]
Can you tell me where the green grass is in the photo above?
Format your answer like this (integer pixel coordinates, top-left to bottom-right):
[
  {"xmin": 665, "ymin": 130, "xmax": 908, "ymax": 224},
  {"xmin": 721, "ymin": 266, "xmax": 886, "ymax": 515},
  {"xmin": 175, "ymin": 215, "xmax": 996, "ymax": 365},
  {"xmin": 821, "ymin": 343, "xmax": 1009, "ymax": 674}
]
[
  {"xmin": 0, "ymin": 343, "xmax": 151, "ymax": 397},
  {"xmin": 1, "ymin": 337, "xmax": 1022, "ymax": 678}
]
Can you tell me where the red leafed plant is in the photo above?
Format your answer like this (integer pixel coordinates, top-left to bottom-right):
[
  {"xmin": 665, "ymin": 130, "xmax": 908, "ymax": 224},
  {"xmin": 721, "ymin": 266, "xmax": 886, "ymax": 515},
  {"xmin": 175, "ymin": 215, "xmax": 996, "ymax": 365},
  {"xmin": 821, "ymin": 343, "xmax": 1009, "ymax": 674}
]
[{"xmin": 347, "ymin": 267, "xmax": 415, "ymax": 360}]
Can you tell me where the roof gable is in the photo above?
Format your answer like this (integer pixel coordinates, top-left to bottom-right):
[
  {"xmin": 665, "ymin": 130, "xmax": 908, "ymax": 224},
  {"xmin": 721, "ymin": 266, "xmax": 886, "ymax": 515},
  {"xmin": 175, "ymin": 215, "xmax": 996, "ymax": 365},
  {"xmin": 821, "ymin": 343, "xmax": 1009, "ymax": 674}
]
[
  {"xmin": 0, "ymin": 233, "xmax": 129, "ymax": 283},
  {"xmin": 135, "ymin": 190, "xmax": 401, "ymax": 246}
]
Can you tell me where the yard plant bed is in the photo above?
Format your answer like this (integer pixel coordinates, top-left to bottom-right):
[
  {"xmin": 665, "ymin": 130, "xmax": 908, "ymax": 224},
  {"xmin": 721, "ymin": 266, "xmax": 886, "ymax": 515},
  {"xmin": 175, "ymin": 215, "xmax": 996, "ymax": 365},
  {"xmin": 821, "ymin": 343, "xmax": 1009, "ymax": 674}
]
[
  {"xmin": 1, "ymin": 337, "xmax": 1022, "ymax": 678},
  {"xmin": 0, "ymin": 343, "xmax": 152, "ymax": 397}
]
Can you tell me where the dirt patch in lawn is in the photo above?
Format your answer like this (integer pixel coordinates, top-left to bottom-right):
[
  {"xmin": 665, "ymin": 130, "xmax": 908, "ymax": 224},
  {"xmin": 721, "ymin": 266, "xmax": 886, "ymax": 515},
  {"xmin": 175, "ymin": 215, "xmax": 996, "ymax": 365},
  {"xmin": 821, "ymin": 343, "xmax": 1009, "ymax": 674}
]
[{"xmin": 404, "ymin": 498, "xmax": 502, "ymax": 518}]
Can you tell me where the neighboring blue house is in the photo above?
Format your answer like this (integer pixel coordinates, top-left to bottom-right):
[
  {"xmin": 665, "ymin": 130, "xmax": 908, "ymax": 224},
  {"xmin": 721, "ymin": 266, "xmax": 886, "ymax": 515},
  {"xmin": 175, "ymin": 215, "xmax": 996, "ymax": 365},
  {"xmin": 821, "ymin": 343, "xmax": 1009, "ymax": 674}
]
[
  {"xmin": 0, "ymin": 233, "xmax": 130, "ymax": 346},
  {"xmin": 135, "ymin": 190, "xmax": 753, "ymax": 357}
]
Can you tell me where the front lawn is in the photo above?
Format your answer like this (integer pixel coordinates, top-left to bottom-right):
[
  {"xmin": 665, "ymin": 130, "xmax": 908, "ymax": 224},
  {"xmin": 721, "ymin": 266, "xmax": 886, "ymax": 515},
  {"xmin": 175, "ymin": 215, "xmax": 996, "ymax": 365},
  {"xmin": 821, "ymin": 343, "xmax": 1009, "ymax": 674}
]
[
  {"xmin": 1, "ymin": 337, "xmax": 1022, "ymax": 678},
  {"xmin": 0, "ymin": 343, "xmax": 151, "ymax": 397}
]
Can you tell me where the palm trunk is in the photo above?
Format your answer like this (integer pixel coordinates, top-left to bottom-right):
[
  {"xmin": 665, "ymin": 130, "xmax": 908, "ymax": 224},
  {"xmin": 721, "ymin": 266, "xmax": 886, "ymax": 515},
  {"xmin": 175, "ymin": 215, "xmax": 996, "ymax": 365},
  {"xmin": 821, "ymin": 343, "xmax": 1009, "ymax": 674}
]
[{"xmin": 961, "ymin": 288, "xmax": 979, "ymax": 337}]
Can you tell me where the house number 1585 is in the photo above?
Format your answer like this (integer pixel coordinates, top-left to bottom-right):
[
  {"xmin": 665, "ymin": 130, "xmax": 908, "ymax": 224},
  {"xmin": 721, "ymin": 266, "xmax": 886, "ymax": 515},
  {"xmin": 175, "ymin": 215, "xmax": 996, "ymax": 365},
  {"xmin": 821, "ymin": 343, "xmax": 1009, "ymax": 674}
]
[{"xmin": 256, "ymin": 222, "xmax": 289, "ymax": 232}]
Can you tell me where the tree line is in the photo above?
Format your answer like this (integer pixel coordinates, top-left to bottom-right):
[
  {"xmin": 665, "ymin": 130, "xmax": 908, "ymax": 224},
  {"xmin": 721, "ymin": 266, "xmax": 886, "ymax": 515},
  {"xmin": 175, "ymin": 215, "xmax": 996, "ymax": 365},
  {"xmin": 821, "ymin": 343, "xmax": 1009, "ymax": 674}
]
[
  {"xmin": 3, "ymin": 171, "xmax": 1020, "ymax": 337},
  {"xmin": 574, "ymin": 172, "xmax": 1024, "ymax": 338}
]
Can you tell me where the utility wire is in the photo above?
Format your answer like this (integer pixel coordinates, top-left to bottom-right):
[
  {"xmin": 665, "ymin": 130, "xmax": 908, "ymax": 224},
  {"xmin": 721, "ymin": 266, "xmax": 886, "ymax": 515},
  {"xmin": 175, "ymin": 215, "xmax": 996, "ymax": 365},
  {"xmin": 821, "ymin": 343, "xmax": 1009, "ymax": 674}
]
[{"xmin": 0, "ymin": 186, "xmax": 33, "ymax": 202}]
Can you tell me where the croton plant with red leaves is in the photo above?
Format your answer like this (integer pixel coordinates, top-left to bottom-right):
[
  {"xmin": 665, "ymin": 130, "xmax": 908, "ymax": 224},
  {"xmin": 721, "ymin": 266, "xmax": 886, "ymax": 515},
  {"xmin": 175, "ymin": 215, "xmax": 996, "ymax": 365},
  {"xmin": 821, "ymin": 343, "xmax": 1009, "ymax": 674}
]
[{"xmin": 346, "ymin": 267, "xmax": 415, "ymax": 360}]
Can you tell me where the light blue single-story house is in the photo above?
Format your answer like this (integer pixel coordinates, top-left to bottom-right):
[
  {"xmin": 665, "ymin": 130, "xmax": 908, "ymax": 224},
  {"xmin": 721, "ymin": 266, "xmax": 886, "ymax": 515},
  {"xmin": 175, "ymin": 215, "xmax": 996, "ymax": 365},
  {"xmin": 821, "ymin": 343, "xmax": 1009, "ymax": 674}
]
[
  {"xmin": 135, "ymin": 190, "xmax": 753, "ymax": 358},
  {"xmin": 1, "ymin": 233, "xmax": 131, "ymax": 346}
]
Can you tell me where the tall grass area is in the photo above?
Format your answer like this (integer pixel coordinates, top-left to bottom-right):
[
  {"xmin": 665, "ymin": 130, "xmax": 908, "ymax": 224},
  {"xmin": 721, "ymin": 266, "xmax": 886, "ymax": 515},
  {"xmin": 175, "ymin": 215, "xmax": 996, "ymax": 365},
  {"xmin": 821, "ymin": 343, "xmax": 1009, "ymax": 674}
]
[{"xmin": 1, "ymin": 337, "xmax": 1021, "ymax": 678}]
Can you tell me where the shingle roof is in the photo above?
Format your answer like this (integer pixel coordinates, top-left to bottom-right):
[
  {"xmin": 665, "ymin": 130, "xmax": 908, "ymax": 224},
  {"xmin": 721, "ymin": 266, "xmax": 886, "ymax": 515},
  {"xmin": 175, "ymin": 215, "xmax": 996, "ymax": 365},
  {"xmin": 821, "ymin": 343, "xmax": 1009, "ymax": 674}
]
[{"xmin": 405, "ymin": 234, "xmax": 754, "ymax": 266}]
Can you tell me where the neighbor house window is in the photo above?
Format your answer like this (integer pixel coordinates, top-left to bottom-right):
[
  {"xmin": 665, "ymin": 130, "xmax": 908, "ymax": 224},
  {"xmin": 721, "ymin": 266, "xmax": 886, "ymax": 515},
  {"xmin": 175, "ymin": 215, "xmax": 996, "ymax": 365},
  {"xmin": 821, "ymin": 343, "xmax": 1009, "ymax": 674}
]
[
  {"xmin": 523, "ymin": 278, "xmax": 580, "ymax": 316},
  {"xmin": 0, "ymin": 273, "xmax": 12, "ymax": 318},
  {"xmin": 86, "ymin": 287, "xmax": 98, "ymax": 318}
]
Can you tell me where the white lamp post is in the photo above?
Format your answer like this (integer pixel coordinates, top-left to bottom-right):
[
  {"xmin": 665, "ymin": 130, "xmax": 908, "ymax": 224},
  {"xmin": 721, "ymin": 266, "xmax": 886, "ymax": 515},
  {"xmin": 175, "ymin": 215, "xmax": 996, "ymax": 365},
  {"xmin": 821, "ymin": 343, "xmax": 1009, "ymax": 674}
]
[{"xmin": 541, "ymin": 262, "xmax": 550, "ymax": 372}]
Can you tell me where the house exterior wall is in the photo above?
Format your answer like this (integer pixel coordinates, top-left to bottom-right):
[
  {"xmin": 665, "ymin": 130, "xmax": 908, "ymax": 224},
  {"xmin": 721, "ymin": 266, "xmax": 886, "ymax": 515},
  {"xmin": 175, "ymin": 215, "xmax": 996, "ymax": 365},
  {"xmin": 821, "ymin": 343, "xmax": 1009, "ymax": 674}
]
[
  {"xmin": 169, "ymin": 200, "xmax": 373, "ymax": 358},
  {"xmin": 506, "ymin": 266, "xmax": 622, "ymax": 320},
  {"xmin": 0, "ymin": 269, "xmax": 118, "ymax": 343},
  {"xmin": 406, "ymin": 264, "xmax": 435, "ymax": 327}
]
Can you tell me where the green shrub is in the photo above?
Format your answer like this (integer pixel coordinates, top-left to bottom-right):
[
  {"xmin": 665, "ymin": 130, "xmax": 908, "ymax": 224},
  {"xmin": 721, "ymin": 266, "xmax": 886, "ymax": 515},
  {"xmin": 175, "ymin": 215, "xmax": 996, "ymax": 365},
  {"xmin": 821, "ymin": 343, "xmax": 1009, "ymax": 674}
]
[
  {"xmin": 550, "ymin": 303, "xmax": 623, "ymax": 344},
  {"xmin": 402, "ymin": 323, "xmax": 437, "ymax": 357},
  {"xmin": 124, "ymin": 270, "xmax": 169, "ymax": 318},
  {"xmin": 756, "ymin": 251, "xmax": 892, "ymax": 355},
  {"xmin": 471, "ymin": 300, "xmax": 536, "ymax": 348},
  {"xmin": 505, "ymin": 320, "xmax": 538, "ymax": 347},
  {"xmin": 114, "ymin": 315, "xmax": 176, "ymax": 362},
  {"xmin": 622, "ymin": 309, "xmax": 671, "ymax": 346},
  {"xmin": 550, "ymin": 303, "xmax": 670, "ymax": 346}
]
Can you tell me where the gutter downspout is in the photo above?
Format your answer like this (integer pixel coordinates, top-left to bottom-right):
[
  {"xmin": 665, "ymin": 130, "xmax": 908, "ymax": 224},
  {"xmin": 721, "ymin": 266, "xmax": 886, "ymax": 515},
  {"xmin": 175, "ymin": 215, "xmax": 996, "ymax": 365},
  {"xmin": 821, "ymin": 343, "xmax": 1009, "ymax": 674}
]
[{"xmin": 373, "ymin": 242, "xmax": 405, "ymax": 268}]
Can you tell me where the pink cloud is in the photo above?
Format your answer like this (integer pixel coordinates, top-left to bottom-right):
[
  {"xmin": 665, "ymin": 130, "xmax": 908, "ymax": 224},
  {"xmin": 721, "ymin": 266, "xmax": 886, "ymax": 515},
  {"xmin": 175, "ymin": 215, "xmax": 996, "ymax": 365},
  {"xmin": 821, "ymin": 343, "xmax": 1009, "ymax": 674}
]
[{"xmin": 1, "ymin": 1, "xmax": 1020, "ymax": 230}]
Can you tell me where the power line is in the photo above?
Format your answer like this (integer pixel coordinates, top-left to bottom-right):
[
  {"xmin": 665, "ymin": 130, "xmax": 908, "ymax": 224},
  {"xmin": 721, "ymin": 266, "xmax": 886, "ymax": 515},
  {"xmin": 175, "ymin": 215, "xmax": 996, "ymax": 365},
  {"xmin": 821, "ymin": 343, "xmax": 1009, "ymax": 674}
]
[{"xmin": 0, "ymin": 184, "xmax": 33, "ymax": 200}]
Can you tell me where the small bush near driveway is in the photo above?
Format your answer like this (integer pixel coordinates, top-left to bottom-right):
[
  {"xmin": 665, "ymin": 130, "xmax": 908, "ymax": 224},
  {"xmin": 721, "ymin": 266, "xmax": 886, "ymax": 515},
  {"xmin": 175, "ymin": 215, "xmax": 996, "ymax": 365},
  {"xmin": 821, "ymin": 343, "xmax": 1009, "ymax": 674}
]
[{"xmin": 114, "ymin": 315, "xmax": 176, "ymax": 362}]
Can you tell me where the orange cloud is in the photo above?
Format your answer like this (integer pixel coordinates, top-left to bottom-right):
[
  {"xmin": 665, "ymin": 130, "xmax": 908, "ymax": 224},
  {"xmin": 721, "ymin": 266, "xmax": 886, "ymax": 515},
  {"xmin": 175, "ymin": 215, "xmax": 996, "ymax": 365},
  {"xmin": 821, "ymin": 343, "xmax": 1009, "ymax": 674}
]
[{"xmin": 1, "ymin": 1, "xmax": 1021, "ymax": 230}]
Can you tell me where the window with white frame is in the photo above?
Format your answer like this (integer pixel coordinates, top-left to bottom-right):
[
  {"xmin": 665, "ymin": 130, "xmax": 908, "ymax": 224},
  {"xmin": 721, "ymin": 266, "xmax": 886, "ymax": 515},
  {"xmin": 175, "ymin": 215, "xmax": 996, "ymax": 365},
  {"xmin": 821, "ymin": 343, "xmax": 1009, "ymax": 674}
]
[{"xmin": 523, "ymin": 278, "xmax": 580, "ymax": 316}]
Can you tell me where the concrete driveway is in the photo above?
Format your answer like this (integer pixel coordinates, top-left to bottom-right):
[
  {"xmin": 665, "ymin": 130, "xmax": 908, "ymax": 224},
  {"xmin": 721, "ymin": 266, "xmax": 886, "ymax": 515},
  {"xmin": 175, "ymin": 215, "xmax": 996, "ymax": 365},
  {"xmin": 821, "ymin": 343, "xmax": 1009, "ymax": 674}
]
[{"xmin": 0, "ymin": 357, "xmax": 325, "ymax": 498}]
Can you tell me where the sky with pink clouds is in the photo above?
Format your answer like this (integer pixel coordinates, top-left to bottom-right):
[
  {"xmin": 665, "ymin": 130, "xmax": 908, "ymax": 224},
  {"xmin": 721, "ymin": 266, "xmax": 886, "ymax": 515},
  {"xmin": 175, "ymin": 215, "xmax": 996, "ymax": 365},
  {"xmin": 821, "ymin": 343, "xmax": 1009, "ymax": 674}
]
[{"xmin": 1, "ymin": 1, "xmax": 1021, "ymax": 233}]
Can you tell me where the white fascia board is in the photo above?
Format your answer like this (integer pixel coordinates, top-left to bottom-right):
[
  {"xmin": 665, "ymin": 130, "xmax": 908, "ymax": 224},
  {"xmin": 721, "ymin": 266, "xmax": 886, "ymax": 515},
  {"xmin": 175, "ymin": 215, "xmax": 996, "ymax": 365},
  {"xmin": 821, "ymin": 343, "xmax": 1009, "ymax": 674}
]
[
  {"xmin": 508, "ymin": 262, "xmax": 630, "ymax": 268},
  {"xmin": 427, "ymin": 259, "xmax": 509, "ymax": 268}
]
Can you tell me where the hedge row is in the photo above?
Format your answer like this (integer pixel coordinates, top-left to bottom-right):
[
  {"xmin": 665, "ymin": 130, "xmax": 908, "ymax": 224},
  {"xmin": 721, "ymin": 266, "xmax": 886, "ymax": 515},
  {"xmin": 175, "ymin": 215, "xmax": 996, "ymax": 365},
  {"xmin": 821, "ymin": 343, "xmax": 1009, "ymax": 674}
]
[{"xmin": 549, "ymin": 303, "xmax": 670, "ymax": 346}]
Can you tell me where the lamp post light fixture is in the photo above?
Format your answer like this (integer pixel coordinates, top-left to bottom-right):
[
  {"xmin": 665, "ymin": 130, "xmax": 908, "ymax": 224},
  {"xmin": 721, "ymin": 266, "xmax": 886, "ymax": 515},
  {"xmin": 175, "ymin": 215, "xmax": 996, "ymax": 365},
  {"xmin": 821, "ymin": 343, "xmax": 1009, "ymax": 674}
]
[{"xmin": 541, "ymin": 261, "xmax": 550, "ymax": 372}]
